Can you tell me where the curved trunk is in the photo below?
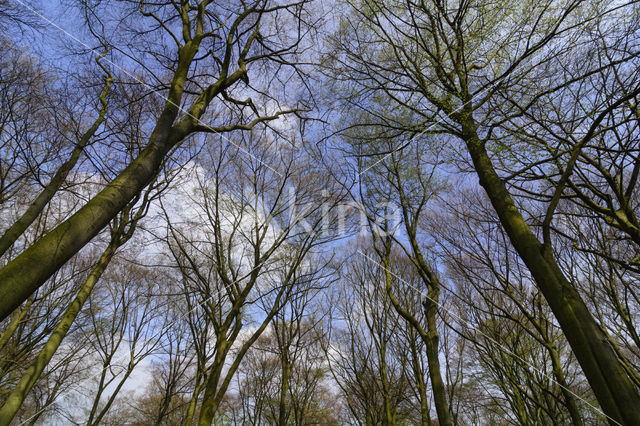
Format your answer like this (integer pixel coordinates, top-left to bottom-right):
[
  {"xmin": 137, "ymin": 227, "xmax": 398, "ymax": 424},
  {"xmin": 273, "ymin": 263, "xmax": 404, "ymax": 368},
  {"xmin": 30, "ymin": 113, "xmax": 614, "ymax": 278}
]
[{"xmin": 380, "ymin": 260, "xmax": 452, "ymax": 426}]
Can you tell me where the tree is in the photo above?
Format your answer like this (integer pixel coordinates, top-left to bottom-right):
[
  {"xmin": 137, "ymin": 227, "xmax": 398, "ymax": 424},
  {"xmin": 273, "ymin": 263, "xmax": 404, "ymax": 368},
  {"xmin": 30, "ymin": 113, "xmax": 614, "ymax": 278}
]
[
  {"xmin": 327, "ymin": 0, "xmax": 640, "ymax": 421},
  {"xmin": 0, "ymin": 41, "xmax": 112, "ymax": 258},
  {"xmin": 235, "ymin": 316, "xmax": 336, "ymax": 425},
  {"xmin": 158, "ymin": 128, "xmax": 343, "ymax": 424},
  {"xmin": 0, "ymin": 72, "xmax": 176, "ymax": 424},
  {"xmin": 434, "ymin": 188, "xmax": 591, "ymax": 424},
  {"xmin": 327, "ymin": 249, "xmax": 423, "ymax": 425},
  {"xmin": 352, "ymin": 134, "xmax": 453, "ymax": 425},
  {"xmin": 0, "ymin": 0, "xmax": 313, "ymax": 321}
]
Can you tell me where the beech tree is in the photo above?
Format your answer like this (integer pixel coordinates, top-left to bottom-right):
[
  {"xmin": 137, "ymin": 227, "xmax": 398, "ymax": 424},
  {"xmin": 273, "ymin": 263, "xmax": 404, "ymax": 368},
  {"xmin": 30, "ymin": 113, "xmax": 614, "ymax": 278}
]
[
  {"xmin": 434, "ymin": 188, "xmax": 591, "ymax": 424},
  {"xmin": 158, "ymin": 128, "xmax": 342, "ymax": 425},
  {"xmin": 327, "ymin": 249, "xmax": 426, "ymax": 424},
  {"xmin": 351, "ymin": 132, "xmax": 453, "ymax": 425},
  {"xmin": 328, "ymin": 0, "xmax": 640, "ymax": 422},
  {"xmin": 0, "ymin": 0, "xmax": 313, "ymax": 321}
]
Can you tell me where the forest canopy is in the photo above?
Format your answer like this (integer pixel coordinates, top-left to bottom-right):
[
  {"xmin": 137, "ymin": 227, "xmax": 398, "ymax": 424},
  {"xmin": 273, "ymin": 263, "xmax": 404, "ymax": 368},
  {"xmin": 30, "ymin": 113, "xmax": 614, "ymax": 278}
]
[{"xmin": 0, "ymin": 0, "xmax": 639, "ymax": 425}]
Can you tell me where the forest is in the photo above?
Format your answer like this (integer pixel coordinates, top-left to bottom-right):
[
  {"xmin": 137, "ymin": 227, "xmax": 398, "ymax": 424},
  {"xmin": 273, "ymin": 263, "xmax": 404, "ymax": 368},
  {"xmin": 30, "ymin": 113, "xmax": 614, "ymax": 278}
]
[{"xmin": 0, "ymin": 0, "xmax": 639, "ymax": 424}]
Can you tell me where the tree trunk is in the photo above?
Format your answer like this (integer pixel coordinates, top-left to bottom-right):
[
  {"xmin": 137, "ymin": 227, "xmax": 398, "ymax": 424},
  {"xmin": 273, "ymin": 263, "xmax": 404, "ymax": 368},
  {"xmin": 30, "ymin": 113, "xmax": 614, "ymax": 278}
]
[
  {"xmin": 378, "ymin": 344, "xmax": 394, "ymax": 426},
  {"xmin": 0, "ymin": 298, "xmax": 33, "ymax": 354},
  {"xmin": 86, "ymin": 355, "xmax": 113, "ymax": 425},
  {"xmin": 0, "ymin": 111, "xmax": 179, "ymax": 321},
  {"xmin": 0, "ymin": 242, "xmax": 116, "ymax": 426},
  {"xmin": 422, "ymin": 297, "xmax": 452, "ymax": 426},
  {"xmin": 88, "ymin": 365, "xmax": 135, "ymax": 426},
  {"xmin": 197, "ymin": 340, "xmax": 229, "ymax": 426},
  {"xmin": 278, "ymin": 358, "xmax": 291, "ymax": 426},
  {"xmin": 409, "ymin": 333, "xmax": 432, "ymax": 425},
  {"xmin": 183, "ymin": 372, "xmax": 203, "ymax": 426},
  {"xmin": 0, "ymin": 41, "xmax": 209, "ymax": 321},
  {"xmin": 381, "ymin": 260, "xmax": 452, "ymax": 426},
  {"xmin": 462, "ymin": 112, "xmax": 640, "ymax": 425}
]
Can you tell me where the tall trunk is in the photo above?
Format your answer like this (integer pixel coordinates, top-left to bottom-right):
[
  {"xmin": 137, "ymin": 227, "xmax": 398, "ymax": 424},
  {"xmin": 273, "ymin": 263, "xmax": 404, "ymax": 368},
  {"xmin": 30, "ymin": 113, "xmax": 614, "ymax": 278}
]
[
  {"xmin": 278, "ymin": 358, "xmax": 291, "ymax": 426},
  {"xmin": 423, "ymin": 298, "xmax": 452, "ymax": 426},
  {"xmin": 197, "ymin": 293, "xmax": 285, "ymax": 425},
  {"xmin": 380, "ymin": 258, "xmax": 452, "ymax": 426},
  {"xmin": 198, "ymin": 334, "xmax": 264, "ymax": 425},
  {"xmin": 462, "ymin": 112, "xmax": 640, "ymax": 425},
  {"xmin": 393, "ymin": 178, "xmax": 454, "ymax": 426},
  {"xmin": 0, "ymin": 115, "xmax": 177, "ymax": 321},
  {"xmin": 0, "ymin": 242, "xmax": 116, "ymax": 426}
]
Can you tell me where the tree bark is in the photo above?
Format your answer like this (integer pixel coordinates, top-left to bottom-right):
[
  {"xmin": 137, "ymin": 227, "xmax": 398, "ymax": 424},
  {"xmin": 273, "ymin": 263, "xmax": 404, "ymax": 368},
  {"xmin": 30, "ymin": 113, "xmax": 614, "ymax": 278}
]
[
  {"xmin": 0, "ymin": 39, "xmax": 223, "ymax": 321},
  {"xmin": 197, "ymin": 339, "xmax": 230, "ymax": 426},
  {"xmin": 0, "ymin": 106, "xmax": 180, "ymax": 321}
]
